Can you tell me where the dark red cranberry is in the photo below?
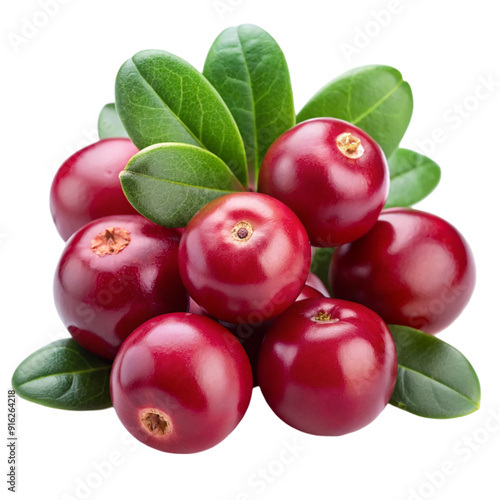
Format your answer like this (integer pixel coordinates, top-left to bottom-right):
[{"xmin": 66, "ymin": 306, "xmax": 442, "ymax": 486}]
[
  {"xmin": 110, "ymin": 313, "xmax": 253, "ymax": 454},
  {"xmin": 329, "ymin": 208, "xmax": 476, "ymax": 334},
  {"xmin": 178, "ymin": 192, "xmax": 311, "ymax": 324},
  {"xmin": 258, "ymin": 118, "xmax": 389, "ymax": 247},
  {"xmin": 50, "ymin": 138, "xmax": 139, "ymax": 240},
  {"xmin": 258, "ymin": 298, "xmax": 398, "ymax": 436},
  {"xmin": 53, "ymin": 215, "xmax": 188, "ymax": 359}
]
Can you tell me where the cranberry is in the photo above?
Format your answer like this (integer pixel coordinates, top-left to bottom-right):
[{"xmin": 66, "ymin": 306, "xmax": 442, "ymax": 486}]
[
  {"xmin": 110, "ymin": 313, "xmax": 253, "ymax": 454},
  {"xmin": 50, "ymin": 138, "xmax": 139, "ymax": 240},
  {"xmin": 329, "ymin": 208, "xmax": 475, "ymax": 335},
  {"xmin": 258, "ymin": 118, "xmax": 389, "ymax": 247},
  {"xmin": 258, "ymin": 298, "xmax": 398, "ymax": 436},
  {"xmin": 178, "ymin": 192, "xmax": 311, "ymax": 324},
  {"xmin": 54, "ymin": 215, "xmax": 188, "ymax": 359}
]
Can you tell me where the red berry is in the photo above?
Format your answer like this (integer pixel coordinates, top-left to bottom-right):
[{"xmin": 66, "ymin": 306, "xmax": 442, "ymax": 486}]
[
  {"xmin": 329, "ymin": 208, "xmax": 476, "ymax": 334},
  {"xmin": 110, "ymin": 313, "xmax": 253, "ymax": 454},
  {"xmin": 258, "ymin": 118, "xmax": 389, "ymax": 247},
  {"xmin": 258, "ymin": 298, "xmax": 398, "ymax": 436},
  {"xmin": 178, "ymin": 192, "xmax": 311, "ymax": 324},
  {"xmin": 50, "ymin": 138, "xmax": 139, "ymax": 240},
  {"xmin": 54, "ymin": 215, "xmax": 188, "ymax": 359}
]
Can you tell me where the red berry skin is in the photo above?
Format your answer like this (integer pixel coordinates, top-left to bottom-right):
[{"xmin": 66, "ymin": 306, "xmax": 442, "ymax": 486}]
[
  {"xmin": 329, "ymin": 208, "xmax": 476, "ymax": 335},
  {"xmin": 110, "ymin": 313, "xmax": 253, "ymax": 454},
  {"xmin": 258, "ymin": 118, "xmax": 389, "ymax": 247},
  {"xmin": 306, "ymin": 271, "xmax": 329, "ymax": 297},
  {"xmin": 54, "ymin": 215, "xmax": 188, "ymax": 359},
  {"xmin": 258, "ymin": 298, "xmax": 398, "ymax": 436},
  {"xmin": 178, "ymin": 192, "xmax": 311, "ymax": 324},
  {"xmin": 223, "ymin": 284, "xmax": 324, "ymax": 387},
  {"xmin": 50, "ymin": 138, "xmax": 139, "ymax": 240}
]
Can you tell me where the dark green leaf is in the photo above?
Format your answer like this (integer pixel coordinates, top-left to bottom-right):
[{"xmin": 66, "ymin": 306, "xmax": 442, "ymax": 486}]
[
  {"xmin": 12, "ymin": 339, "xmax": 112, "ymax": 411},
  {"xmin": 121, "ymin": 143, "xmax": 245, "ymax": 228},
  {"xmin": 297, "ymin": 65, "xmax": 413, "ymax": 158},
  {"xmin": 115, "ymin": 50, "xmax": 247, "ymax": 185},
  {"xmin": 97, "ymin": 103, "xmax": 128, "ymax": 139},
  {"xmin": 309, "ymin": 247, "xmax": 335, "ymax": 295},
  {"xmin": 204, "ymin": 24, "xmax": 295, "ymax": 186},
  {"xmin": 389, "ymin": 325, "xmax": 480, "ymax": 418},
  {"xmin": 385, "ymin": 148, "xmax": 441, "ymax": 208}
]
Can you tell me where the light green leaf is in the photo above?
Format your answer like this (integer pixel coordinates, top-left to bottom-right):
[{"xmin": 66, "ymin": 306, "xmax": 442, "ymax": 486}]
[
  {"xmin": 115, "ymin": 49, "xmax": 247, "ymax": 185},
  {"xmin": 297, "ymin": 65, "xmax": 413, "ymax": 157},
  {"xmin": 386, "ymin": 148, "xmax": 441, "ymax": 208},
  {"xmin": 120, "ymin": 143, "xmax": 245, "ymax": 228},
  {"xmin": 204, "ymin": 24, "xmax": 295, "ymax": 186},
  {"xmin": 389, "ymin": 325, "xmax": 480, "ymax": 418}
]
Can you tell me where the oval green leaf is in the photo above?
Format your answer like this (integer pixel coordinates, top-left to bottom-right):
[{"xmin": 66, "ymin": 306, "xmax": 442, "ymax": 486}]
[
  {"xmin": 98, "ymin": 103, "xmax": 128, "ymax": 139},
  {"xmin": 297, "ymin": 65, "xmax": 413, "ymax": 158},
  {"xmin": 203, "ymin": 24, "xmax": 295, "ymax": 186},
  {"xmin": 115, "ymin": 49, "xmax": 247, "ymax": 185},
  {"xmin": 12, "ymin": 339, "xmax": 112, "ymax": 411},
  {"xmin": 385, "ymin": 148, "xmax": 441, "ymax": 208},
  {"xmin": 389, "ymin": 325, "xmax": 480, "ymax": 418},
  {"xmin": 121, "ymin": 143, "xmax": 245, "ymax": 228}
]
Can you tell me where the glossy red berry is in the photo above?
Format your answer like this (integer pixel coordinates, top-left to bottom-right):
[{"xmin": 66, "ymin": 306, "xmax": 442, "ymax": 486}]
[
  {"xmin": 329, "ymin": 208, "xmax": 476, "ymax": 334},
  {"xmin": 54, "ymin": 215, "xmax": 188, "ymax": 359},
  {"xmin": 258, "ymin": 298, "xmax": 398, "ymax": 436},
  {"xmin": 50, "ymin": 138, "xmax": 139, "ymax": 240},
  {"xmin": 110, "ymin": 313, "xmax": 253, "ymax": 454},
  {"xmin": 258, "ymin": 118, "xmax": 389, "ymax": 247},
  {"xmin": 178, "ymin": 192, "xmax": 311, "ymax": 324}
]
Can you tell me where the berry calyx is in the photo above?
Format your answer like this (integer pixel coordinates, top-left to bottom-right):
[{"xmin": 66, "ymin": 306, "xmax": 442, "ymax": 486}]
[
  {"xmin": 336, "ymin": 132, "xmax": 365, "ymax": 159},
  {"xmin": 91, "ymin": 227, "xmax": 131, "ymax": 256},
  {"xmin": 140, "ymin": 409, "xmax": 171, "ymax": 437}
]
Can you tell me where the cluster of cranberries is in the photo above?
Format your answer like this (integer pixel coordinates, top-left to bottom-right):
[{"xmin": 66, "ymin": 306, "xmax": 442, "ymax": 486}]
[{"xmin": 50, "ymin": 117, "xmax": 475, "ymax": 454}]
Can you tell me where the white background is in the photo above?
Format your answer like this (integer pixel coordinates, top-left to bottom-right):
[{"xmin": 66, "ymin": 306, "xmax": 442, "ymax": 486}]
[{"xmin": 2, "ymin": 1, "xmax": 499, "ymax": 499}]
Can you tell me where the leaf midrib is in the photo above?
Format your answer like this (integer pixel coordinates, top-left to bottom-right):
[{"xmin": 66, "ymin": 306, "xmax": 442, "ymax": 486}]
[
  {"xmin": 235, "ymin": 28, "xmax": 259, "ymax": 172},
  {"xmin": 124, "ymin": 169, "xmax": 238, "ymax": 193},
  {"xmin": 390, "ymin": 162, "xmax": 436, "ymax": 181},
  {"xmin": 130, "ymin": 58, "xmax": 207, "ymax": 150},
  {"xmin": 15, "ymin": 365, "xmax": 111, "ymax": 390},
  {"xmin": 351, "ymin": 79, "xmax": 404, "ymax": 125},
  {"xmin": 396, "ymin": 363, "xmax": 479, "ymax": 408}
]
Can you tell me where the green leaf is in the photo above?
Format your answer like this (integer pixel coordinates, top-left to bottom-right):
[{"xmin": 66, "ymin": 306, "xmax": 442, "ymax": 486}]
[
  {"xmin": 97, "ymin": 103, "xmax": 128, "ymax": 139},
  {"xmin": 297, "ymin": 65, "xmax": 413, "ymax": 158},
  {"xmin": 203, "ymin": 24, "xmax": 295, "ymax": 186},
  {"xmin": 12, "ymin": 339, "xmax": 112, "ymax": 411},
  {"xmin": 309, "ymin": 247, "xmax": 335, "ymax": 295},
  {"xmin": 121, "ymin": 143, "xmax": 245, "ymax": 228},
  {"xmin": 389, "ymin": 325, "xmax": 480, "ymax": 418},
  {"xmin": 385, "ymin": 148, "xmax": 441, "ymax": 208},
  {"xmin": 115, "ymin": 49, "xmax": 248, "ymax": 185}
]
